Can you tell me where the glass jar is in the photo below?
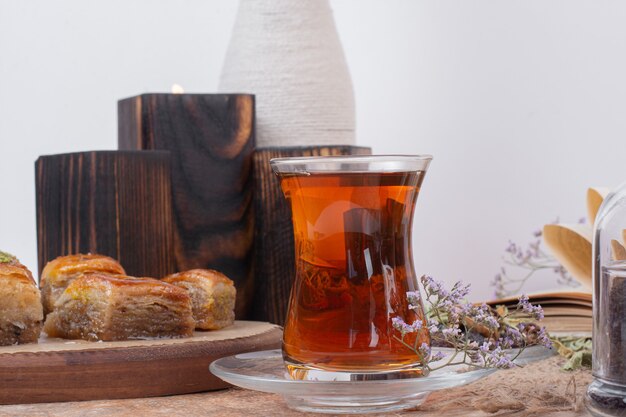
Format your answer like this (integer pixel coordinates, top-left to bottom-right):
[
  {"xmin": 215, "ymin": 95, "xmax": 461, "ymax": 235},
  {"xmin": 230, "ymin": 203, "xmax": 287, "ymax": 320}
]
[
  {"xmin": 587, "ymin": 182, "xmax": 626, "ymax": 416},
  {"xmin": 270, "ymin": 155, "xmax": 432, "ymax": 380}
]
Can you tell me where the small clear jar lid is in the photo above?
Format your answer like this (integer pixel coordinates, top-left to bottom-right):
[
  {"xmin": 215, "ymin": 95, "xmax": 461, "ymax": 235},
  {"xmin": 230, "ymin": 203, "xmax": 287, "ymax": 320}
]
[{"xmin": 270, "ymin": 155, "xmax": 433, "ymax": 175}]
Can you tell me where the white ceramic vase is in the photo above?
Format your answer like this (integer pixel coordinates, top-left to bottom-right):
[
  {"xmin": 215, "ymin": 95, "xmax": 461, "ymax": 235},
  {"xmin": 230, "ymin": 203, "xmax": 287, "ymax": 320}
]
[{"xmin": 219, "ymin": 0, "xmax": 356, "ymax": 148}]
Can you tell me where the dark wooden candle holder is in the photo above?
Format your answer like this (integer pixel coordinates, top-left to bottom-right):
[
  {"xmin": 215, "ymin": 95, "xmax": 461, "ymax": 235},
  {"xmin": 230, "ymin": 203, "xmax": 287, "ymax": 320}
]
[
  {"xmin": 252, "ymin": 145, "xmax": 371, "ymax": 324},
  {"xmin": 118, "ymin": 93, "xmax": 255, "ymax": 319},
  {"xmin": 35, "ymin": 151, "xmax": 175, "ymax": 279}
]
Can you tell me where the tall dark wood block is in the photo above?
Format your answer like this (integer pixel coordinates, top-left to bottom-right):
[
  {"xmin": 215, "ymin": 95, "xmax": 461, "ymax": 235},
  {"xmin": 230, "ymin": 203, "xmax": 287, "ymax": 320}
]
[
  {"xmin": 253, "ymin": 146, "xmax": 371, "ymax": 324},
  {"xmin": 118, "ymin": 94, "xmax": 255, "ymax": 319},
  {"xmin": 36, "ymin": 151, "xmax": 175, "ymax": 279}
]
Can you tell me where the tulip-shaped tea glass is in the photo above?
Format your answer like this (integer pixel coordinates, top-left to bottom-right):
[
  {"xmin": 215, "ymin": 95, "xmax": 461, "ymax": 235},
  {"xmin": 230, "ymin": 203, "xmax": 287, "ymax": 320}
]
[{"xmin": 271, "ymin": 155, "xmax": 433, "ymax": 380}]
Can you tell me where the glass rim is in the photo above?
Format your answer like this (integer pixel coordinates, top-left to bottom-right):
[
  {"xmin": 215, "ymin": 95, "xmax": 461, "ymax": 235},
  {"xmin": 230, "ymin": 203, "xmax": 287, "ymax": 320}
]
[{"xmin": 270, "ymin": 154, "xmax": 432, "ymax": 174}]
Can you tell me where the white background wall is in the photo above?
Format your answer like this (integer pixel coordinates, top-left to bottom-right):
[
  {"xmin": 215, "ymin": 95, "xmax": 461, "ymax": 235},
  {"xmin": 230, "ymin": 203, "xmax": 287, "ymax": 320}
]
[{"xmin": 1, "ymin": 0, "xmax": 625, "ymax": 301}]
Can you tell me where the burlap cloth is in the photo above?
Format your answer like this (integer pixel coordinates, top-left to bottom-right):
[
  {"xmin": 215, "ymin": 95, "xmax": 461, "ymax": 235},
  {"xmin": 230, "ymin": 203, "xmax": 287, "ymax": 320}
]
[{"xmin": 415, "ymin": 355, "xmax": 592, "ymax": 416}]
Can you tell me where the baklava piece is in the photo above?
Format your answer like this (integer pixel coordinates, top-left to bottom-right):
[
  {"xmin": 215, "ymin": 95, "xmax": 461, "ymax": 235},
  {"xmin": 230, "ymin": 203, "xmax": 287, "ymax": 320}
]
[
  {"xmin": 0, "ymin": 252, "xmax": 43, "ymax": 345},
  {"xmin": 44, "ymin": 273, "xmax": 194, "ymax": 341},
  {"xmin": 163, "ymin": 269, "xmax": 236, "ymax": 330},
  {"xmin": 40, "ymin": 254, "xmax": 126, "ymax": 316}
]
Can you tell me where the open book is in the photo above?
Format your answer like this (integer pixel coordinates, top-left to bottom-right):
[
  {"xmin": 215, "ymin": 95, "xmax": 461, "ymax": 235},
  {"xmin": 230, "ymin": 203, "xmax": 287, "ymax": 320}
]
[
  {"xmin": 487, "ymin": 187, "xmax": 613, "ymax": 334},
  {"xmin": 488, "ymin": 290, "xmax": 592, "ymax": 333}
]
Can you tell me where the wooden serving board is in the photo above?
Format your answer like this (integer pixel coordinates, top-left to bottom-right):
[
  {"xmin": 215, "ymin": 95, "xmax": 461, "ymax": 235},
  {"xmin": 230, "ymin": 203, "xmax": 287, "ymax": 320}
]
[{"xmin": 0, "ymin": 321, "xmax": 281, "ymax": 405}]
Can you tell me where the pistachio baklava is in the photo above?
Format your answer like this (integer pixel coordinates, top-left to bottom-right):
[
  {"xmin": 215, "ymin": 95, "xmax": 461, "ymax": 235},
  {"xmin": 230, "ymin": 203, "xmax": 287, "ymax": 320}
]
[
  {"xmin": 40, "ymin": 253, "xmax": 126, "ymax": 316},
  {"xmin": 163, "ymin": 269, "xmax": 236, "ymax": 330},
  {"xmin": 44, "ymin": 273, "xmax": 195, "ymax": 341},
  {"xmin": 0, "ymin": 251, "xmax": 43, "ymax": 345}
]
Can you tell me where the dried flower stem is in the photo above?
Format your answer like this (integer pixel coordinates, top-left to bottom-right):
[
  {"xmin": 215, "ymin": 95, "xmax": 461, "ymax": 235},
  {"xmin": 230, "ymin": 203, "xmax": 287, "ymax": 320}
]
[
  {"xmin": 492, "ymin": 219, "xmax": 583, "ymax": 298},
  {"xmin": 392, "ymin": 276, "xmax": 552, "ymax": 373}
]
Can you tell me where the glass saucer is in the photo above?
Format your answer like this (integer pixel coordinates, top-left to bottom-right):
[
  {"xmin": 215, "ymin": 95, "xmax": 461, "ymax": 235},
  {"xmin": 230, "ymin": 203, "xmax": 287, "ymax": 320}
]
[{"xmin": 210, "ymin": 346, "xmax": 554, "ymax": 414}]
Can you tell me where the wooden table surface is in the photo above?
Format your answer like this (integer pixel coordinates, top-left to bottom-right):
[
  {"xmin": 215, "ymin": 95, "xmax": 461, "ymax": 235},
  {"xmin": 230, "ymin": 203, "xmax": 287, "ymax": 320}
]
[
  {"xmin": 0, "ymin": 355, "xmax": 592, "ymax": 417},
  {"xmin": 0, "ymin": 342, "xmax": 592, "ymax": 417},
  {"xmin": 0, "ymin": 388, "xmax": 592, "ymax": 417}
]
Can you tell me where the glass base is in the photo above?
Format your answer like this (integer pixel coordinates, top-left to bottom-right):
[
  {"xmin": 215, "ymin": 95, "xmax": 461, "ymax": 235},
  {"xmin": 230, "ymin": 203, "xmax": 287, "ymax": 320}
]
[
  {"xmin": 284, "ymin": 391, "xmax": 430, "ymax": 414},
  {"xmin": 586, "ymin": 378, "xmax": 626, "ymax": 417},
  {"xmin": 284, "ymin": 359, "xmax": 429, "ymax": 381},
  {"xmin": 283, "ymin": 359, "xmax": 429, "ymax": 413}
]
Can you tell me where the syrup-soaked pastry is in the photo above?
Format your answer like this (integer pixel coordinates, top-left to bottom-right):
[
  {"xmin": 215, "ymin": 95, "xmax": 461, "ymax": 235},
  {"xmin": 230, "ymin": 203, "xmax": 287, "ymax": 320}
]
[
  {"xmin": 0, "ymin": 251, "xmax": 43, "ymax": 345},
  {"xmin": 43, "ymin": 273, "xmax": 195, "ymax": 341},
  {"xmin": 163, "ymin": 269, "xmax": 236, "ymax": 330},
  {"xmin": 40, "ymin": 254, "xmax": 126, "ymax": 316}
]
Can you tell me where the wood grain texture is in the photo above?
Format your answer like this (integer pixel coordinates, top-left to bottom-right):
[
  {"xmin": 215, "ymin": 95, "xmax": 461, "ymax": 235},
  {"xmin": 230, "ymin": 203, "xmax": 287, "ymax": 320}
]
[
  {"xmin": 36, "ymin": 151, "xmax": 175, "ymax": 279},
  {"xmin": 252, "ymin": 146, "xmax": 371, "ymax": 324},
  {"xmin": 118, "ymin": 94, "xmax": 255, "ymax": 319},
  {"xmin": 0, "ymin": 321, "xmax": 281, "ymax": 405}
]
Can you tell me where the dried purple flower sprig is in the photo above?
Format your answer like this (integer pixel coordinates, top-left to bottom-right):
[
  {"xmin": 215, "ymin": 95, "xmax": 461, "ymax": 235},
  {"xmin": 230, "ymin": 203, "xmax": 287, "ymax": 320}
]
[
  {"xmin": 392, "ymin": 276, "xmax": 552, "ymax": 372},
  {"xmin": 492, "ymin": 219, "xmax": 583, "ymax": 298}
]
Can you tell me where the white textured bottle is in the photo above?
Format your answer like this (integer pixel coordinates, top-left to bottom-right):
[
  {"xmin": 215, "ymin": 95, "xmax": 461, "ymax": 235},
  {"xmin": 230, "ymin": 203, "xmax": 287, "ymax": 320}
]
[{"xmin": 219, "ymin": 0, "xmax": 356, "ymax": 148}]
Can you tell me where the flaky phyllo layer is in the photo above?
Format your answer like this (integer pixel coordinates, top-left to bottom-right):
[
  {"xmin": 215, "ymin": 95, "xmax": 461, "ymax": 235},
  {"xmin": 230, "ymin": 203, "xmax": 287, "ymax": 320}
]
[
  {"xmin": 163, "ymin": 269, "xmax": 236, "ymax": 330},
  {"xmin": 44, "ymin": 274, "xmax": 194, "ymax": 341},
  {"xmin": 0, "ymin": 258, "xmax": 43, "ymax": 346}
]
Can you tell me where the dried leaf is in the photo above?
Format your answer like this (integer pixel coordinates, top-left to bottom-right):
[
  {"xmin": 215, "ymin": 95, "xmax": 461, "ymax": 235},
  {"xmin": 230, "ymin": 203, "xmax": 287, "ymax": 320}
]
[
  {"xmin": 550, "ymin": 335, "xmax": 592, "ymax": 370},
  {"xmin": 563, "ymin": 351, "xmax": 592, "ymax": 371}
]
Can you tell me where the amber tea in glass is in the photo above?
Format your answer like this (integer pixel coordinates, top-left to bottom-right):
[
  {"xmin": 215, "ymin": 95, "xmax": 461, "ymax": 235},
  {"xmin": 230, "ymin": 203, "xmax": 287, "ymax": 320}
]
[{"xmin": 271, "ymin": 155, "xmax": 433, "ymax": 379}]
